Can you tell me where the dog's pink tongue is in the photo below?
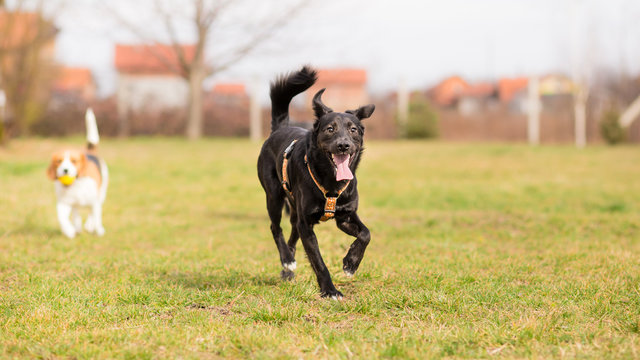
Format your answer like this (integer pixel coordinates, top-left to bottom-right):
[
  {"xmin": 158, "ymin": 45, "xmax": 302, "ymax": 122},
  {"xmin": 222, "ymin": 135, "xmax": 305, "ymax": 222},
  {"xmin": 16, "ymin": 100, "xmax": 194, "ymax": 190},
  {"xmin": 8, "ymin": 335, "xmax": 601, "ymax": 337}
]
[{"xmin": 333, "ymin": 154, "xmax": 353, "ymax": 181}]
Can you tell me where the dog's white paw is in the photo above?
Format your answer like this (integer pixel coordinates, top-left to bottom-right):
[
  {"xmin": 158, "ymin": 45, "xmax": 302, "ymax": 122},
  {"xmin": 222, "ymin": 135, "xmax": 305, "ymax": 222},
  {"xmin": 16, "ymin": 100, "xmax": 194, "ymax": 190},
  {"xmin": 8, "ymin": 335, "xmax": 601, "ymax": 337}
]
[
  {"xmin": 61, "ymin": 226, "xmax": 76, "ymax": 239},
  {"xmin": 283, "ymin": 261, "xmax": 296, "ymax": 271},
  {"xmin": 73, "ymin": 218, "xmax": 83, "ymax": 233},
  {"xmin": 84, "ymin": 218, "xmax": 95, "ymax": 233},
  {"xmin": 95, "ymin": 226, "xmax": 105, "ymax": 236},
  {"xmin": 344, "ymin": 270, "xmax": 354, "ymax": 278},
  {"xmin": 330, "ymin": 294, "xmax": 343, "ymax": 301}
]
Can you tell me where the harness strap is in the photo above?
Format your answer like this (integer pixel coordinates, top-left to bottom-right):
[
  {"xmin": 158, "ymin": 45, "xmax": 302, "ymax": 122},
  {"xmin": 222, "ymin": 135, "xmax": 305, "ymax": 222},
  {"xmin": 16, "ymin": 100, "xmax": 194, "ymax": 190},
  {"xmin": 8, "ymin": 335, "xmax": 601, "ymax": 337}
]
[
  {"xmin": 281, "ymin": 140, "xmax": 298, "ymax": 198},
  {"xmin": 304, "ymin": 155, "xmax": 351, "ymax": 222}
]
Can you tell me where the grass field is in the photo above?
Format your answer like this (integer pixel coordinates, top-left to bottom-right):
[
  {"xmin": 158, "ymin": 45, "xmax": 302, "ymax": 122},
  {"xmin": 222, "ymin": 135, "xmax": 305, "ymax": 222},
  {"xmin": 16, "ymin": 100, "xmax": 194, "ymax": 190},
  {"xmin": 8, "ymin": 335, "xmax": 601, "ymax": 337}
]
[{"xmin": 1, "ymin": 138, "xmax": 639, "ymax": 358}]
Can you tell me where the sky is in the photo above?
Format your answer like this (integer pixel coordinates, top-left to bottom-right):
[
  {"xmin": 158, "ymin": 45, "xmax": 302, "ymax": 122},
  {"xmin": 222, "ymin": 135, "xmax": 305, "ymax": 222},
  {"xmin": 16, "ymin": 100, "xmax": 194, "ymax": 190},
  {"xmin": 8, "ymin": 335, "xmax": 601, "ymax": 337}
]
[{"xmin": 50, "ymin": 0, "xmax": 640, "ymax": 101}]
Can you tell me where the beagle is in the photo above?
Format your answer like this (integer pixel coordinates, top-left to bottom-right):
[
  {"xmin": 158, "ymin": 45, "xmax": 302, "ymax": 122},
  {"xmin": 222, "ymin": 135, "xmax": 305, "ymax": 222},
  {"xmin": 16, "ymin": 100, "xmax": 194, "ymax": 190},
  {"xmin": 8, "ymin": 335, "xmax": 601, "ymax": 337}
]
[{"xmin": 47, "ymin": 109, "xmax": 109, "ymax": 238}]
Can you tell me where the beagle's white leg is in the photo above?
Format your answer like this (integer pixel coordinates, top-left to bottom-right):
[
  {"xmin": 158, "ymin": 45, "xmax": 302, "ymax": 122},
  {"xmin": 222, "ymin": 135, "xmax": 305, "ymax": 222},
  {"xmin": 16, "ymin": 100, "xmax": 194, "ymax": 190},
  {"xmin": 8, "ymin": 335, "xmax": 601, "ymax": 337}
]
[
  {"xmin": 91, "ymin": 203, "xmax": 105, "ymax": 236},
  {"xmin": 72, "ymin": 207, "xmax": 83, "ymax": 233},
  {"xmin": 84, "ymin": 215, "xmax": 95, "ymax": 233},
  {"xmin": 57, "ymin": 203, "xmax": 76, "ymax": 238}
]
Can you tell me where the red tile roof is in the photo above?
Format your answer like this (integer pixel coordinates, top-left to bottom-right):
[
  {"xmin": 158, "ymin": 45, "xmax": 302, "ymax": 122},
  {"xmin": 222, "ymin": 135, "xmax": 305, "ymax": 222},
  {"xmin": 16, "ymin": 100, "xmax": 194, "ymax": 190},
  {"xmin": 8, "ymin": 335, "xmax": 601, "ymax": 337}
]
[
  {"xmin": 53, "ymin": 67, "xmax": 93, "ymax": 91},
  {"xmin": 212, "ymin": 83, "xmax": 246, "ymax": 96},
  {"xmin": 462, "ymin": 82, "xmax": 496, "ymax": 97},
  {"xmin": 0, "ymin": 11, "xmax": 57, "ymax": 49},
  {"xmin": 498, "ymin": 77, "xmax": 528, "ymax": 103},
  {"xmin": 114, "ymin": 44, "xmax": 196, "ymax": 75},
  {"xmin": 429, "ymin": 76, "xmax": 470, "ymax": 106},
  {"xmin": 316, "ymin": 69, "xmax": 367, "ymax": 86}
]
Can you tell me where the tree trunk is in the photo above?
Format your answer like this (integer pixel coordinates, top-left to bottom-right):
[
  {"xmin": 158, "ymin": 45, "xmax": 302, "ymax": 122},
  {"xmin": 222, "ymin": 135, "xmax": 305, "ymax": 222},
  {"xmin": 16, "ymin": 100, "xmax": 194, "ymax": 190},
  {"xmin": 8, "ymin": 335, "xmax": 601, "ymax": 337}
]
[{"xmin": 185, "ymin": 67, "xmax": 205, "ymax": 140}]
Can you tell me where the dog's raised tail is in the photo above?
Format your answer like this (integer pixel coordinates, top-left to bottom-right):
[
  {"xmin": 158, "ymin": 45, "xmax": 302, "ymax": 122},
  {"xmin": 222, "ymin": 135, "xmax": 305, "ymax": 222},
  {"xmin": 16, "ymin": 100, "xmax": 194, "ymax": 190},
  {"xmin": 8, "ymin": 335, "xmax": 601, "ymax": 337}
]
[
  {"xmin": 85, "ymin": 108, "xmax": 99, "ymax": 151},
  {"xmin": 270, "ymin": 65, "xmax": 317, "ymax": 132}
]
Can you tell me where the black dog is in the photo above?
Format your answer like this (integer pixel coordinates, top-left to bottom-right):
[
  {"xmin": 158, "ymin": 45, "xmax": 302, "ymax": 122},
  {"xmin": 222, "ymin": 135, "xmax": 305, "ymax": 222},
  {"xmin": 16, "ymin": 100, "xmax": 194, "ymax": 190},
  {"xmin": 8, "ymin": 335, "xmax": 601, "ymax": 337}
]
[{"xmin": 257, "ymin": 66, "xmax": 375, "ymax": 298}]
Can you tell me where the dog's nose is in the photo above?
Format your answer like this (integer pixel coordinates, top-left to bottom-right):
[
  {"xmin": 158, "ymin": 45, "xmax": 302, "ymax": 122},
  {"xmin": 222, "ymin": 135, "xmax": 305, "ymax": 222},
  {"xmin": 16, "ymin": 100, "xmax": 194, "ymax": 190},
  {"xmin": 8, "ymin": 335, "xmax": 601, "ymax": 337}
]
[
  {"xmin": 337, "ymin": 143, "xmax": 350, "ymax": 153},
  {"xmin": 63, "ymin": 168, "xmax": 69, "ymax": 174}
]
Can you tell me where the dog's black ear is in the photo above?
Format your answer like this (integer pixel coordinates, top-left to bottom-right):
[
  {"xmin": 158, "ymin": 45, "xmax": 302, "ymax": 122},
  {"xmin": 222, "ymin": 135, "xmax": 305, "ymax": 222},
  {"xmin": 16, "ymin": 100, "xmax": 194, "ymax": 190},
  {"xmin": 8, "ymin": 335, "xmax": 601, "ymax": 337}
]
[
  {"xmin": 312, "ymin": 88, "xmax": 333, "ymax": 118},
  {"xmin": 346, "ymin": 104, "xmax": 376, "ymax": 120}
]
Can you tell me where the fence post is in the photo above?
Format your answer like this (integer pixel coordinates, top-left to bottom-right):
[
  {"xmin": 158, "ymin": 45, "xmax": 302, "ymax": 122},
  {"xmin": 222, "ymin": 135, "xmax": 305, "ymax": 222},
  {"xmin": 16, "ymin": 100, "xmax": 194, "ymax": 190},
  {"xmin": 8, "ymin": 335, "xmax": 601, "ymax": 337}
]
[
  {"xmin": 249, "ymin": 76, "xmax": 262, "ymax": 142},
  {"xmin": 527, "ymin": 76, "xmax": 540, "ymax": 145},
  {"xmin": 397, "ymin": 78, "xmax": 409, "ymax": 138}
]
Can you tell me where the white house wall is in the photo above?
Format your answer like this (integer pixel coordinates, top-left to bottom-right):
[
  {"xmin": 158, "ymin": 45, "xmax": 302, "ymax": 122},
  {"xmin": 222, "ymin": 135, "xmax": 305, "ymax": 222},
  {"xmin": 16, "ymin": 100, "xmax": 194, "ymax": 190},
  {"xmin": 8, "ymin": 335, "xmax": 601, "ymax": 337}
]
[{"xmin": 117, "ymin": 74, "xmax": 189, "ymax": 115}]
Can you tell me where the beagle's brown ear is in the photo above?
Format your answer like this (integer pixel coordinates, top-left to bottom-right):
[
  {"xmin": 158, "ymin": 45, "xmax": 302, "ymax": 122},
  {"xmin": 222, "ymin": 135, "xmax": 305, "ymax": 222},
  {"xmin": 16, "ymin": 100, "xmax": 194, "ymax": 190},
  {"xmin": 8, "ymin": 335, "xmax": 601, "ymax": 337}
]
[{"xmin": 47, "ymin": 157, "xmax": 58, "ymax": 180}]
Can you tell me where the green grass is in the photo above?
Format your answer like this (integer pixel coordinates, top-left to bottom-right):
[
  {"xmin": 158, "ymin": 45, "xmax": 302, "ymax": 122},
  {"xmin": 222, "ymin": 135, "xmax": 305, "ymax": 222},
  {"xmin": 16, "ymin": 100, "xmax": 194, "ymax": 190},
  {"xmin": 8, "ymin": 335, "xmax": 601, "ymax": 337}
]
[{"xmin": 1, "ymin": 138, "xmax": 639, "ymax": 358}]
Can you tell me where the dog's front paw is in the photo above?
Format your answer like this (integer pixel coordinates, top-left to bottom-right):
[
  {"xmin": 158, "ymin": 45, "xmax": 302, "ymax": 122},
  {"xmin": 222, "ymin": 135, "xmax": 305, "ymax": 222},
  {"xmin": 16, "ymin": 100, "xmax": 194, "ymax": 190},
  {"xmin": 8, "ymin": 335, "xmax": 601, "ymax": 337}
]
[
  {"xmin": 84, "ymin": 218, "xmax": 95, "ymax": 232},
  {"xmin": 343, "ymin": 257, "xmax": 360, "ymax": 278},
  {"xmin": 61, "ymin": 226, "xmax": 76, "ymax": 239},
  {"xmin": 73, "ymin": 218, "xmax": 83, "ymax": 233},
  {"xmin": 321, "ymin": 289, "xmax": 344, "ymax": 300},
  {"xmin": 280, "ymin": 269, "xmax": 295, "ymax": 281},
  {"xmin": 95, "ymin": 226, "xmax": 105, "ymax": 236}
]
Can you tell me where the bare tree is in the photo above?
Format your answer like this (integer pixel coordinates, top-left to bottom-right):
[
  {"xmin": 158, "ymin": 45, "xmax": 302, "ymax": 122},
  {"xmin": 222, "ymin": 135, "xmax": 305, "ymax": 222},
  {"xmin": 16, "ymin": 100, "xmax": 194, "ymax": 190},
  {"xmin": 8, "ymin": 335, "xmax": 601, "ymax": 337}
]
[
  {"xmin": 109, "ymin": 0, "xmax": 308, "ymax": 140},
  {"xmin": 0, "ymin": 0, "xmax": 60, "ymax": 142}
]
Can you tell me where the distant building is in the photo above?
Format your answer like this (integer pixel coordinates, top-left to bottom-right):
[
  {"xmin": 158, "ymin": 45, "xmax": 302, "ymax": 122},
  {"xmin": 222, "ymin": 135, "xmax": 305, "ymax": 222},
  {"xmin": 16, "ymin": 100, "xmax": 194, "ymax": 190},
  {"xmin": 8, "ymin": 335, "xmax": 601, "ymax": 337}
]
[
  {"xmin": 114, "ymin": 44, "xmax": 195, "ymax": 118},
  {"xmin": 211, "ymin": 83, "xmax": 248, "ymax": 105},
  {"xmin": 52, "ymin": 67, "xmax": 96, "ymax": 103},
  {"xmin": 497, "ymin": 77, "xmax": 529, "ymax": 113},
  {"xmin": 457, "ymin": 82, "xmax": 497, "ymax": 115},
  {"xmin": 539, "ymin": 74, "xmax": 574, "ymax": 96},
  {"xmin": 304, "ymin": 68, "xmax": 369, "ymax": 112},
  {"xmin": 427, "ymin": 76, "xmax": 470, "ymax": 107}
]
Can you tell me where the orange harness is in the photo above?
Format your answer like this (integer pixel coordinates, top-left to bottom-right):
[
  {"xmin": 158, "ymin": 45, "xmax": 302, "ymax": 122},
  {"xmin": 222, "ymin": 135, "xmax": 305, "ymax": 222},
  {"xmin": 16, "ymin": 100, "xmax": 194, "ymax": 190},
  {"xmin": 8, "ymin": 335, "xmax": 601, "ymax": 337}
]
[
  {"xmin": 281, "ymin": 140, "xmax": 297, "ymax": 198},
  {"xmin": 281, "ymin": 140, "xmax": 351, "ymax": 222},
  {"xmin": 305, "ymin": 155, "xmax": 351, "ymax": 222}
]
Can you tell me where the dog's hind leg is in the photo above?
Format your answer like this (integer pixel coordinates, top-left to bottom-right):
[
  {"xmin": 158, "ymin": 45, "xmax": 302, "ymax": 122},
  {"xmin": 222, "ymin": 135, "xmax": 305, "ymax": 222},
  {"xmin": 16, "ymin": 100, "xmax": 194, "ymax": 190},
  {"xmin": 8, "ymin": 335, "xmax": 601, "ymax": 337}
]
[
  {"xmin": 336, "ymin": 213, "xmax": 371, "ymax": 278},
  {"xmin": 266, "ymin": 192, "xmax": 297, "ymax": 281}
]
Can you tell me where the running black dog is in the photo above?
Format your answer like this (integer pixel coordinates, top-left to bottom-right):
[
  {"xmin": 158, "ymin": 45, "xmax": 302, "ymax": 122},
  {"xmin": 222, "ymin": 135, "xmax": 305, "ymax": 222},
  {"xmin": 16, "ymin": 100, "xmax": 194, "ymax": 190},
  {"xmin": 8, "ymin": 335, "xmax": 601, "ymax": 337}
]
[{"xmin": 257, "ymin": 66, "xmax": 375, "ymax": 298}]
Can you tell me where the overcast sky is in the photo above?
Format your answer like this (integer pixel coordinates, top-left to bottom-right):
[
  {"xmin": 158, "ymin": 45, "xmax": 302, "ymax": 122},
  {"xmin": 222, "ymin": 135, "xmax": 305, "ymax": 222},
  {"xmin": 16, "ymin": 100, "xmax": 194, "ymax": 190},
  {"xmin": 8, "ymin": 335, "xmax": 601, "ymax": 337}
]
[{"xmin": 52, "ymin": 0, "xmax": 640, "ymax": 101}]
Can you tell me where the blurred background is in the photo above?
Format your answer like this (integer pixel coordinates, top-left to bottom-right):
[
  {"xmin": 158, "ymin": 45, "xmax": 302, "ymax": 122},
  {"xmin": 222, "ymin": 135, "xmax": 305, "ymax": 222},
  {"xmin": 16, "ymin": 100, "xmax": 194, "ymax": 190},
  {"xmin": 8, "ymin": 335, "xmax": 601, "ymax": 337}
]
[{"xmin": 1, "ymin": 0, "xmax": 639, "ymax": 145}]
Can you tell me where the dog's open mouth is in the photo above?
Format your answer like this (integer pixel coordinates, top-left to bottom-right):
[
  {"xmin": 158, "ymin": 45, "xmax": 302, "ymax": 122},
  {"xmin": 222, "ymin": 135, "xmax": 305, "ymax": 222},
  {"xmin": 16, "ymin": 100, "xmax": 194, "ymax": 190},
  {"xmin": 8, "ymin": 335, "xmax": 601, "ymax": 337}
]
[{"xmin": 331, "ymin": 153, "xmax": 353, "ymax": 181}]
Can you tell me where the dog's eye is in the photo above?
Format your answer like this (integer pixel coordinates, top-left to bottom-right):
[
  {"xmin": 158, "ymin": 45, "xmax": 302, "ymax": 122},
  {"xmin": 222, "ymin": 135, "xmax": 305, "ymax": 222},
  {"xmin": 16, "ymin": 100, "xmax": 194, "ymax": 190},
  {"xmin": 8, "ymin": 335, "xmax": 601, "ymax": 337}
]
[
  {"xmin": 326, "ymin": 126, "xmax": 334, "ymax": 133},
  {"xmin": 350, "ymin": 127, "xmax": 358, "ymax": 133}
]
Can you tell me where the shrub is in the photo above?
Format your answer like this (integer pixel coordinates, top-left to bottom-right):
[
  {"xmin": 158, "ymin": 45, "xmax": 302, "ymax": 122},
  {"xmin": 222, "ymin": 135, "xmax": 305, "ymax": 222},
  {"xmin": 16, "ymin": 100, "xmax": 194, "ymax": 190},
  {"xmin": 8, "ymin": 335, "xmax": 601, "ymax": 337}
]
[
  {"xmin": 600, "ymin": 109, "xmax": 626, "ymax": 145},
  {"xmin": 405, "ymin": 97, "xmax": 439, "ymax": 139}
]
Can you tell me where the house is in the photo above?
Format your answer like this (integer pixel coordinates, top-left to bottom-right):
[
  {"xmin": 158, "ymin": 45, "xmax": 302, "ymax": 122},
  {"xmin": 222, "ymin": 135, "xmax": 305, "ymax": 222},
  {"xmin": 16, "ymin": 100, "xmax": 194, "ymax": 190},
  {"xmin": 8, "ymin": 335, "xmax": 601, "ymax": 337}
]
[
  {"xmin": 498, "ymin": 77, "xmax": 528, "ymax": 103},
  {"xmin": 211, "ymin": 83, "xmax": 248, "ymax": 105},
  {"xmin": 52, "ymin": 67, "xmax": 96, "ymax": 103},
  {"xmin": 202, "ymin": 82, "xmax": 251, "ymax": 136},
  {"xmin": 427, "ymin": 76, "xmax": 470, "ymax": 107},
  {"xmin": 539, "ymin": 74, "xmax": 574, "ymax": 96},
  {"xmin": 457, "ymin": 82, "xmax": 497, "ymax": 115},
  {"xmin": 497, "ymin": 77, "xmax": 529, "ymax": 113},
  {"xmin": 304, "ymin": 68, "xmax": 369, "ymax": 112},
  {"xmin": 114, "ymin": 44, "xmax": 195, "ymax": 118}
]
